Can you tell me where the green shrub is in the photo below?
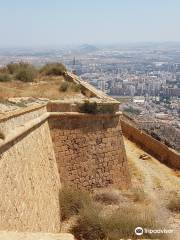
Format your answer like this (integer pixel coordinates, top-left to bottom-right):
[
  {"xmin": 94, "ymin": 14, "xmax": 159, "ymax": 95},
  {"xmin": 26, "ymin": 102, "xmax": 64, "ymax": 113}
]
[
  {"xmin": 40, "ymin": 63, "xmax": 67, "ymax": 76},
  {"xmin": 79, "ymin": 100, "xmax": 98, "ymax": 114},
  {"xmin": 0, "ymin": 132, "xmax": 5, "ymax": 140},
  {"xmin": 6, "ymin": 62, "xmax": 37, "ymax": 82},
  {"xmin": 79, "ymin": 101, "xmax": 116, "ymax": 114},
  {"xmin": 98, "ymin": 104, "xmax": 116, "ymax": 114},
  {"xmin": 0, "ymin": 73, "xmax": 11, "ymax": 82},
  {"xmin": 71, "ymin": 83, "xmax": 81, "ymax": 92},
  {"xmin": 71, "ymin": 205, "xmax": 166, "ymax": 240},
  {"xmin": 7, "ymin": 63, "xmax": 21, "ymax": 74},
  {"xmin": 15, "ymin": 65, "xmax": 37, "ymax": 82},
  {"xmin": 59, "ymin": 186, "xmax": 92, "ymax": 221},
  {"xmin": 59, "ymin": 81, "xmax": 69, "ymax": 92}
]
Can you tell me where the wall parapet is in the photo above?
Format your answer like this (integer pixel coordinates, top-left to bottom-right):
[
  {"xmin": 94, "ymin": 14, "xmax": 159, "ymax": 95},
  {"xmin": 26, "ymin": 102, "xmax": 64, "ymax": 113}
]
[
  {"xmin": 121, "ymin": 119, "xmax": 180, "ymax": 169},
  {"xmin": 0, "ymin": 112, "xmax": 49, "ymax": 151},
  {"xmin": 0, "ymin": 104, "xmax": 46, "ymax": 123}
]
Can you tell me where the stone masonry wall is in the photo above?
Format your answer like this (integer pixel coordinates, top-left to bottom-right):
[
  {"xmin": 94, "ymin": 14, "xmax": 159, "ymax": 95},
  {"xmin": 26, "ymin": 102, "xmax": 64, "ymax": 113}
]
[
  {"xmin": 49, "ymin": 113, "xmax": 131, "ymax": 190},
  {"xmin": 0, "ymin": 108, "xmax": 61, "ymax": 233}
]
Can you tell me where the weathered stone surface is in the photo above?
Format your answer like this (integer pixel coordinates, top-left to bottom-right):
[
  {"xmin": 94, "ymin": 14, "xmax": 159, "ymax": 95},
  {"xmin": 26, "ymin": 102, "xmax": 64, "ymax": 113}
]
[
  {"xmin": 0, "ymin": 231, "xmax": 74, "ymax": 240},
  {"xmin": 49, "ymin": 114, "xmax": 131, "ymax": 190},
  {"xmin": 0, "ymin": 104, "xmax": 131, "ymax": 233},
  {"xmin": 0, "ymin": 107, "xmax": 61, "ymax": 233}
]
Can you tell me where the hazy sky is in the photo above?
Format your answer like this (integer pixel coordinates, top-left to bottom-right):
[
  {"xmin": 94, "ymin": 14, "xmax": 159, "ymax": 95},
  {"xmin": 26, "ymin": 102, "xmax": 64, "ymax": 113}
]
[{"xmin": 0, "ymin": 0, "xmax": 180, "ymax": 47}]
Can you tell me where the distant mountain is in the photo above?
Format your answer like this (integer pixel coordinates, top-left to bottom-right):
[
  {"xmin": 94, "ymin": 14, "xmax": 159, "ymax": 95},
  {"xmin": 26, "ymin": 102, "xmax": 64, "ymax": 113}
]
[{"xmin": 78, "ymin": 44, "xmax": 99, "ymax": 53}]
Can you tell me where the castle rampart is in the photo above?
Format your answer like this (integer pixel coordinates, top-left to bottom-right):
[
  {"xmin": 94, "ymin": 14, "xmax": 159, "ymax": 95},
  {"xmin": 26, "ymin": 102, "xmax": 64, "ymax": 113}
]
[{"xmin": 0, "ymin": 90, "xmax": 130, "ymax": 232}]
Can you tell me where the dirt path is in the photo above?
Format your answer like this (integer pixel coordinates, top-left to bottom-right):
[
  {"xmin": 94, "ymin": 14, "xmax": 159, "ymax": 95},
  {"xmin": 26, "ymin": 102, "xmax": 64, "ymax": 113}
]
[{"xmin": 124, "ymin": 137, "xmax": 180, "ymax": 239}]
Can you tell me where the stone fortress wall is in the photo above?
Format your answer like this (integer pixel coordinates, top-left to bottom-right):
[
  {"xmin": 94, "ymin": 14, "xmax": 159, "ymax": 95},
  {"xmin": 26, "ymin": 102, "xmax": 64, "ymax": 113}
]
[
  {"xmin": 0, "ymin": 105, "xmax": 61, "ymax": 233},
  {"xmin": 0, "ymin": 72, "xmax": 179, "ymax": 236},
  {"xmin": 0, "ymin": 73, "xmax": 130, "ymax": 233},
  {"xmin": 121, "ymin": 119, "xmax": 180, "ymax": 169},
  {"xmin": 49, "ymin": 112, "xmax": 130, "ymax": 190}
]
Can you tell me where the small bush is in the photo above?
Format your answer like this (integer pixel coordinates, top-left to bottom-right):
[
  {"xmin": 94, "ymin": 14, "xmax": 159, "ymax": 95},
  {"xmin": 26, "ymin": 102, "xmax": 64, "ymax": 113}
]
[
  {"xmin": 71, "ymin": 206, "xmax": 105, "ymax": 240},
  {"xmin": 98, "ymin": 104, "xmax": 116, "ymax": 114},
  {"xmin": 40, "ymin": 63, "xmax": 67, "ymax": 76},
  {"xmin": 59, "ymin": 186, "xmax": 92, "ymax": 221},
  {"xmin": 0, "ymin": 132, "xmax": 5, "ymax": 140},
  {"xmin": 15, "ymin": 65, "xmax": 37, "ymax": 82},
  {"xmin": 79, "ymin": 100, "xmax": 98, "ymax": 114},
  {"xmin": 71, "ymin": 83, "xmax": 81, "ymax": 92},
  {"xmin": 93, "ymin": 189, "xmax": 120, "ymax": 205},
  {"xmin": 167, "ymin": 193, "xmax": 180, "ymax": 212},
  {"xmin": 7, "ymin": 63, "xmax": 21, "ymax": 74},
  {"xmin": 59, "ymin": 81, "xmax": 69, "ymax": 92},
  {"xmin": 71, "ymin": 205, "xmax": 166, "ymax": 240},
  {"xmin": 0, "ymin": 73, "xmax": 11, "ymax": 82},
  {"xmin": 79, "ymin": 101, "xmax": 116, "ymax": 114},
  {"xmin": 6, "ymin": 62, "xmax": 37, "ymax": 82},
  {"xmin": 0, "ymin": 67, "xmax": 8, "ymax": 74}
]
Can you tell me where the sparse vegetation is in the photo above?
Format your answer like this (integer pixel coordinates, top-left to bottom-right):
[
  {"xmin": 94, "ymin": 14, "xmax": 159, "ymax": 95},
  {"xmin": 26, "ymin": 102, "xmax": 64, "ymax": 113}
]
[
  {"xmin": 7, "ymin": 62, "xmax": 22, "ymax": 74},
  {"xmin": 131, "ymin": 187, "xmax": 147, "ymax": 202},
  {"xmin": 93, "ymin": 189, "xmax": 120, "ymax": 205},
  {"xmin": 167, "ymin": 192, "xmax": 180, "ymax": 212},
  {"xmin": 6, "ymin": 62, "xmax": 38, "ymax": 82},
  {"xmin": 71, "ymin": 206, "xmax": 105, "ymax": 240},
  {"xmin": 59, "ymin": 187, "xmax": 167, "ymax": 240},
  {"xmin": 0, "ymin": 73, "xmax": 11, "ymax": 82},
  {"xmin": 79, "ymin": 100, "xmax": 98, "ymax": 114},
  {"xmin": 59, "ymin": 81, "xmax": 69, "ymax": 92},
  {"xmin": 15, "ymin": 65, "xmax": 37, "ymax": 82},
  {"xmin": 98, "ymin": 104, "xmax": 116, "ymax": 114},
  {"xmin": 0, "ymin": 132, "xmax": 5, "ymax": 140},
  {"xmin": 0, "ymin": 62, "xmax": 84, "ymax": 99},
  {"xmin": 40, "ymin": 63, "xmax": 67, "ymax": 76},
  {"xmin": 71, "ymin": 204, "xmax": 166, "ymax": 240},
  {"xmin": 59, "ymin": 186, "xmax": 92, "ymax": 221},
  {"xmin": 59, "ymin": 81, "xmax": 81, "ymax": 93},
  {"xmin": 79, "ymin": 101, "xmax": 116, "ymax": 114}
]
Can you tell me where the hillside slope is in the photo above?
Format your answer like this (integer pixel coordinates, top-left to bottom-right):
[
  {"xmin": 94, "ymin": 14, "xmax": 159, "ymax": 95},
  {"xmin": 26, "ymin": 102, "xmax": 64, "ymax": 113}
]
[{"xmin": 124, "ymin": 137, "xmax": 180, "ymax": 239}]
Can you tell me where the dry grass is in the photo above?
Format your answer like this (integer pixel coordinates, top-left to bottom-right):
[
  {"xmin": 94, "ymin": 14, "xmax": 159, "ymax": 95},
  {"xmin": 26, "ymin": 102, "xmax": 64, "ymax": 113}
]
[
  {"xmin": 60, "ymin": 187, "xmax": 168, "ymax": 240},
  {"xmin": 71, "ymin": 204, "xmax": 167, "ymax": 240},
  {"xmin": 131, "ymin": 187, "xmax": 148, "ymax": 202},
  {"xmin": 59, "ymin": 186, "xmax": 93, "ymax": 221},
  {"xmin": 0, "ymin": 76, "xmax": 82, "ymax": 100},
  {"xmin": 93, "ymin": 189, "xmax": 121, "ymax": 205},
  {"xmin": 167, "ymin": 192, "xmax": 180, "ymax": 212}
]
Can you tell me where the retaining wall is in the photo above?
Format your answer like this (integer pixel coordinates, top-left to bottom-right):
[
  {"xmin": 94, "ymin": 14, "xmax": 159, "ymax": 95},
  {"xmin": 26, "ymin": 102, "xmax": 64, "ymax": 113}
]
[{"xmin": 121, "ymin": 120, "xmax": 180, "ymax": 169}]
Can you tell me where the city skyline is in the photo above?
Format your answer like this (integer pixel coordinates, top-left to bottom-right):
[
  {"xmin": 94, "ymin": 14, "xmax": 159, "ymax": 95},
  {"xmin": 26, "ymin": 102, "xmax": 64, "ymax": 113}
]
[{"xmin": 0, "ymin": 0, "xmax": 180, "ymax": 47}]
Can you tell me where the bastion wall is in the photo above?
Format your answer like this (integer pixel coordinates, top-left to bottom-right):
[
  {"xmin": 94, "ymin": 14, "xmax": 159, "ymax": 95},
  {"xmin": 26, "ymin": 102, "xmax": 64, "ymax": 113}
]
[
  {"xmin": 49, "ymin": 112, "xmax": 131, "ymax": 190},
  {"xmin": 0, "ymin": 104, "xmax": 130, "ymax": 232}
]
